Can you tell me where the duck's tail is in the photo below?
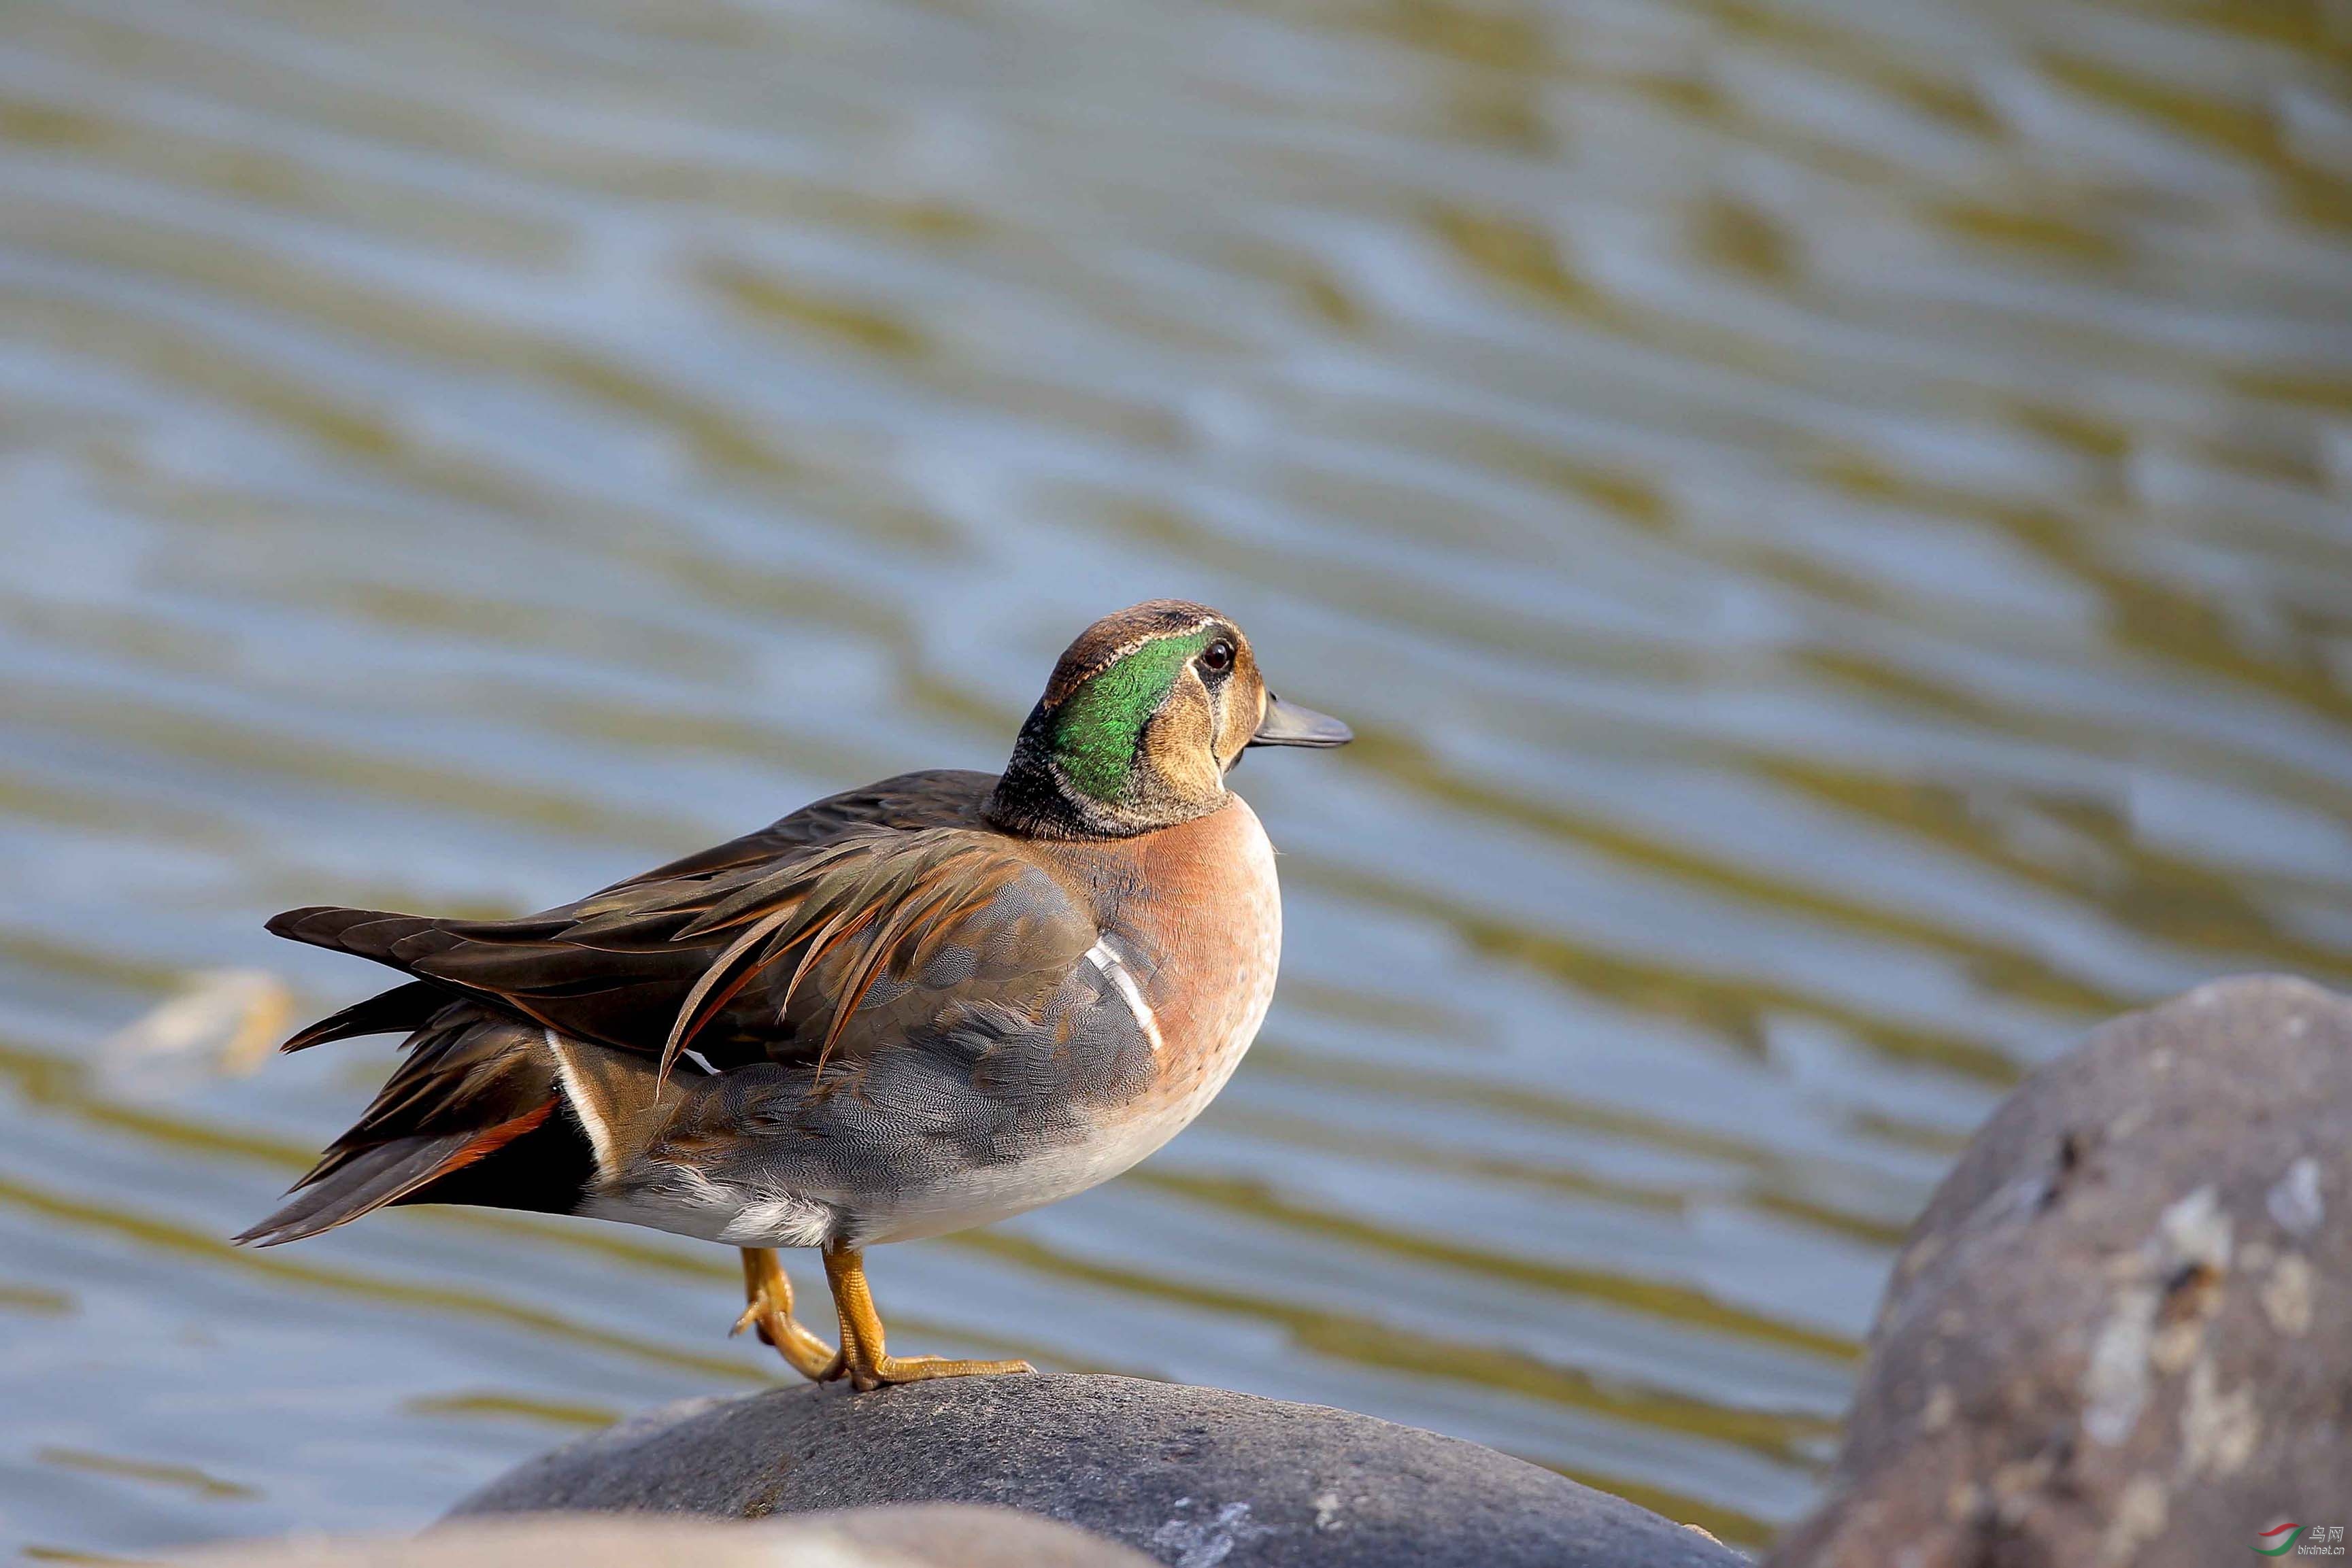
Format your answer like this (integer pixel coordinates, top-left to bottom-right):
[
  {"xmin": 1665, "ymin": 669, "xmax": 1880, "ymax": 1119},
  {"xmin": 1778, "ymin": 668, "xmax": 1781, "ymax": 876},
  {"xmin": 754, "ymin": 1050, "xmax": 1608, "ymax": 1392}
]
[{"xmin": 235, "ymin": 1006, "xmax": 590, "ymax": 1246}]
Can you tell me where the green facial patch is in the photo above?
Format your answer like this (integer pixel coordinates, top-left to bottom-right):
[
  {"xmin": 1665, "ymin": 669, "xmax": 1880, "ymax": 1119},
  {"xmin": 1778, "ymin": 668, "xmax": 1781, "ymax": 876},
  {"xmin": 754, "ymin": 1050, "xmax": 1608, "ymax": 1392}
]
[{"xmin": 1049, "ymin": 629, "xmax": 1214, "ymax": 800}]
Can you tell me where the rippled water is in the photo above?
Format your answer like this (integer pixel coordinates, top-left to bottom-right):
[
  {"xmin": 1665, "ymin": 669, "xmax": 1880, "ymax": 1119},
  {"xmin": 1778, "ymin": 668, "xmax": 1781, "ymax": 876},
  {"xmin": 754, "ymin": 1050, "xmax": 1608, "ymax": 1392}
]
[{"xmin": 3, "ymin": 0, "xmax": 2349, "ymax": 1556}]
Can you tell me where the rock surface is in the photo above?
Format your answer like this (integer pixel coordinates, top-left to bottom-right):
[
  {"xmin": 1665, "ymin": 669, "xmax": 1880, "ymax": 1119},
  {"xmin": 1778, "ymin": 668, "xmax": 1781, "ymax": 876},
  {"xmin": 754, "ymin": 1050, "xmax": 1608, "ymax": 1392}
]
[
  {"xmin": 1770, "ymin": 975, "xmax": 2351, "ymax": 1568},
  {"xmin": 453, "ymin": 1373, "xmax": 1738, "ymax": 1568},
  {"xmin": 178, "ymin": 1506, "xmax": 1149, "ymax": 1568}
]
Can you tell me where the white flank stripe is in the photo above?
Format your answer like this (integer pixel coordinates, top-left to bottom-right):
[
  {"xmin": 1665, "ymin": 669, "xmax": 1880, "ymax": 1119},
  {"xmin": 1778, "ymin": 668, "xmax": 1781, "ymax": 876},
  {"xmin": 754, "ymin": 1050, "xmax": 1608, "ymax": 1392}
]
[
  {"xmin": 1086, "ymin": 936, "xmax": 1165, "ymax": 1053},
  {"xmin": 543, "ymin": 1028, "xmax": 618, "ymax": 1180}
]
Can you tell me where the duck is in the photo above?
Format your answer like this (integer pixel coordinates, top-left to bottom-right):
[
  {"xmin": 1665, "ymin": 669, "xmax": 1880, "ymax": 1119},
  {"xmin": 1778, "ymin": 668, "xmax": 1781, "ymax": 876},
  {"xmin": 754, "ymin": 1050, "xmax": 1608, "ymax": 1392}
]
[{"xmin": 238, "ymin": 600, "xmax": 1351, "ymax": 1391}]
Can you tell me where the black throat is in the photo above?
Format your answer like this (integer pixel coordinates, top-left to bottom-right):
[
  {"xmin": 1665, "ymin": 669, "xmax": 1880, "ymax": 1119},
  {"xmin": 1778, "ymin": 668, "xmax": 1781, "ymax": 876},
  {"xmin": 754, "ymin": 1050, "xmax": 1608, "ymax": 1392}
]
[{"xmin": 983, "ymin": 707, "xmax": 1113, "ymax": 840}]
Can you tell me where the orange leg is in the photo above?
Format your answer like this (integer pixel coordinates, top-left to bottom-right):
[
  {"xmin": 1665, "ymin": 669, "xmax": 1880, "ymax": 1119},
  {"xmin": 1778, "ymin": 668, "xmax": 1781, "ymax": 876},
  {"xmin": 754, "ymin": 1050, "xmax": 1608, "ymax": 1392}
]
[
  {"xmin": 820, "ymin": 1240, "xmax": 1032, "ymax": 1393},
  {"xmin": 732, "ymin": 1247, "xmax": 843, "ymax": 1382}
]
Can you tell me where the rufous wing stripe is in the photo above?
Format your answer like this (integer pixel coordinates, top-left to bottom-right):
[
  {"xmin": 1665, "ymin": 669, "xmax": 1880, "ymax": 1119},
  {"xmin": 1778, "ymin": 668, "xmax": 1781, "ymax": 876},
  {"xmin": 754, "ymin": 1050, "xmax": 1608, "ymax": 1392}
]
[{"xmin": 433, "ymin": 1102, "xmax": 555, "ymax": 1180}]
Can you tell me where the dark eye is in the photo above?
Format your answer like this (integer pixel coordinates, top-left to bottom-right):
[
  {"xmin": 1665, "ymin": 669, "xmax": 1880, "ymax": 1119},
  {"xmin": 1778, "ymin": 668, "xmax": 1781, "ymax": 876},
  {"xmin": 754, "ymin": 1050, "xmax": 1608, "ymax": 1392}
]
[{"xmin": 1200, "ymin": 639, "xmax": 1234, "ymax": 676}]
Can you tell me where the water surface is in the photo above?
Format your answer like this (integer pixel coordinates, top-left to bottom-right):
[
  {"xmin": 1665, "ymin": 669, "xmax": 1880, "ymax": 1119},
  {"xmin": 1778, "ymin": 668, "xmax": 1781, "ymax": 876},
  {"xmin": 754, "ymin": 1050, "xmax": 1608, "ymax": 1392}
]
[{"xmin": 3, "ymin": 0, "xmax": 2351, "ymax": 1556}]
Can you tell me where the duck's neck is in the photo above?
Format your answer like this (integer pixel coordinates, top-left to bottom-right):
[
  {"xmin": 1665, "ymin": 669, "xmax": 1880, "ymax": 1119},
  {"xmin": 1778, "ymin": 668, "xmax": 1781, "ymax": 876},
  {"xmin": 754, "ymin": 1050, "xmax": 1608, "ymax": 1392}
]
[{"xmin": 985, "ymin": 713, "xmax": 1226, "ymax": 842}]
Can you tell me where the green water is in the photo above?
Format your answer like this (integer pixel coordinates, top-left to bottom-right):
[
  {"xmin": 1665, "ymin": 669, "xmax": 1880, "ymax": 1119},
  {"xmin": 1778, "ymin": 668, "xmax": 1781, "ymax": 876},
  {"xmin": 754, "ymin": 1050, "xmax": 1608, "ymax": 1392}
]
[{"xmin": 1, "ymin": 0, "xmax": 2349, "ymax": 1556}]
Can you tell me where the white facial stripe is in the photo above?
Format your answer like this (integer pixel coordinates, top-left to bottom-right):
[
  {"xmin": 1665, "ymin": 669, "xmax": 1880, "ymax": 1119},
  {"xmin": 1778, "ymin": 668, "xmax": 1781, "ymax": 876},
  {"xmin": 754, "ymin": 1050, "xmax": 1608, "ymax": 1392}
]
[
  {"xmin": 543, "ymin": 1029, "xmax": 618, "ymax": 1180},
  {"xmin": 1085, "ymin": 936, "xmax": 1165, "ymax": 1053}
]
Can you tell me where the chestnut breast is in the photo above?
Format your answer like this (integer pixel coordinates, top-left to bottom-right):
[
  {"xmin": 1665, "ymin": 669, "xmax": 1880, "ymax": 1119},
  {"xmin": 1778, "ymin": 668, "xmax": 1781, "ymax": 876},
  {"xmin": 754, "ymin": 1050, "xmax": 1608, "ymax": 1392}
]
[{"xmin": 1037, "ymin": 794, "xmax": 1282, "ymax": 1121}]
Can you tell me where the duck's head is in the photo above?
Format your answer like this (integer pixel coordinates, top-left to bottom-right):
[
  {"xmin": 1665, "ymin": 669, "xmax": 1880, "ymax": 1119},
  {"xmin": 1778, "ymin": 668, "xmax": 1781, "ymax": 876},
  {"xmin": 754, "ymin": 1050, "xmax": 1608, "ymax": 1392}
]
[{"xmin": 986, "ymin": 599, "xmax": 1351, "ymax": 839}]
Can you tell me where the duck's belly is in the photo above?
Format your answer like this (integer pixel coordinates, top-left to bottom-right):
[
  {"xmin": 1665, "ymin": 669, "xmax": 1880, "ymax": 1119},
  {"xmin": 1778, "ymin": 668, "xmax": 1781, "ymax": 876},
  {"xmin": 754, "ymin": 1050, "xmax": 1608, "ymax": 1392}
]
[
  {"xmin": 845, "ymin": 1093, "xmax": 1228, "ymax": 1244},
  {"xmin": 583, "ymin": 1106, "xmax": 1203, "ymax": 1248},
  {"xmin": 588, "ymin": 1014, "xmax": 1269, "ymax": 1250}
]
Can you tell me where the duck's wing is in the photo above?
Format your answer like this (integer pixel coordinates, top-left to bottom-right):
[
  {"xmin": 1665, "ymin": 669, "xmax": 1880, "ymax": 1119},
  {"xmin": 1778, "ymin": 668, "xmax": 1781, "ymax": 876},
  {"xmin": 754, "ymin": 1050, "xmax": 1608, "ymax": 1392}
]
[
  {"xmin": 243, "ymin": 826, "xmax": 1133, "ymax": 1247},
  {"xmin": 246, "ymin": 771, "xmax": 1144, "ymax": 1248},
  {"xmin": 265, "ymin": 770, "xmax": 1096, "ymax": 1078},
  {"xmin": 265, "ymin": 769, "xmax": 998, "ymax": 1057}
]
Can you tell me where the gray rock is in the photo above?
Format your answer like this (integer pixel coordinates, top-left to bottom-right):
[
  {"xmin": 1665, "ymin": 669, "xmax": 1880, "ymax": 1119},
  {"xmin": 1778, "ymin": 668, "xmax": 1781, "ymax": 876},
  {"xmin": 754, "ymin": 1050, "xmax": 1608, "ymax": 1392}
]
[
  {"xmin": 1772, "ymin": 975, "xmax": 2352, "ymax": 1568},
  {"xmin": 453, "ymin": 1373, "xmax": 1739, "ymax": 1568},
  {"xmin": 176, "ymin": 1505, "xmax": 1149, "ymax": 1568}
]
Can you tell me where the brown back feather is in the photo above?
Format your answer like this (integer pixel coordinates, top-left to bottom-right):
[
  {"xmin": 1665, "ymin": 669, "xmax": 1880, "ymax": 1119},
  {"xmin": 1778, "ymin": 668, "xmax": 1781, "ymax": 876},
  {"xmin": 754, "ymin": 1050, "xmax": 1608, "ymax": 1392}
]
[{"xmin": 264, "ymin": 770, "xmax": 1086, "ymax": 1085}]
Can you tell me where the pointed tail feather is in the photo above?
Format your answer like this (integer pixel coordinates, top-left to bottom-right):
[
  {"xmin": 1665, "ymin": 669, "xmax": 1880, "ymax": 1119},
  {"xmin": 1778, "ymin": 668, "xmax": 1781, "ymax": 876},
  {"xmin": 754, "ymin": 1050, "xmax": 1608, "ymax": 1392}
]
[
  {"xmin": 280, "ymin": 980, "xmax": 450, "ymax": 1053},
  {"xmin": 267, "ymin": 905, "xmax": 458, "ymax": 968},
  {"xmin": 264, "ymin": 905, "xmax": 590, "ymax": 1033},
  {"xmin": 237, "ymin": 1004, "xmax": 585, "ymax": 1245},
  {"xmin": 234, "ymin": 1132, "xmax": 478, "ymax": 1246},
  {"xmin": 235, "ymin": 1103, "xmax": 559, "ymax": 1246}
]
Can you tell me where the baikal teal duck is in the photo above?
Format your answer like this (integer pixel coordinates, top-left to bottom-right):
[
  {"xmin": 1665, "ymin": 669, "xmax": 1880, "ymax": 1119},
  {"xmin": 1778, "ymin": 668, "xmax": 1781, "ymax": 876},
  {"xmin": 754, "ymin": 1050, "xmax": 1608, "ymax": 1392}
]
[{"xmin": 239, "ymin": 601, "xmax": 1351, "ymax": 1391}]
